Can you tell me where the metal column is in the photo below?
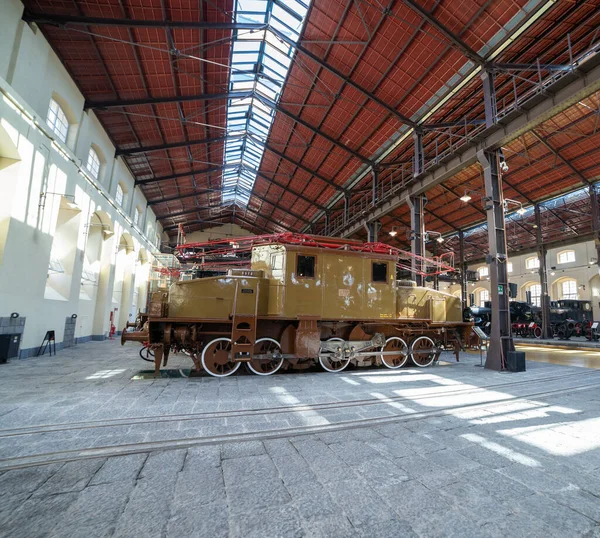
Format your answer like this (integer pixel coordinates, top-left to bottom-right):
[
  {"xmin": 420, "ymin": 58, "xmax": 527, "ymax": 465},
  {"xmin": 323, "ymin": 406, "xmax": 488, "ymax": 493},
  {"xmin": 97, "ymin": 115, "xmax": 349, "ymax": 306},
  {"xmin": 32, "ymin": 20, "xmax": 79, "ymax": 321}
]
[
  {"xmin": 324, "ymin": 211, "xmax": 330, "ymax": 236},
  {"xmin": 364, "ymin": 221, "xmax": 381, "ymax": 243},
  {"xmin": 371, "ymin": 167, "xmax": 379, "ymax": 205},
  {"xmin": 413, "ymin": 130, "xmax": 424, "ymax": 177},
  {"xmin": 477, "ymin": 149, "xmax": 514, "ymax": 370},
  {"xmin": 535, "ymin": 205, "xmax": 551, "ymax": 339},
  {"xmin": 590, "ymin": 186, "xmax": 600, "ymax": 270},
  {"xmin": 432, "ymin": 242, "xmax": 439, "ymax": 290},
  {"xmin": 481, "ymin": 70, "xmax": 497, "ymax": 128},
  {"xmin": 459, "ymin": 231, "xmax": 467, "ymax": 311},
  {"xmin": 409, "ymin": 195, "xmax": 426, "ymax": 286},
  {"xmin": 344, "ymin": 194, "xmax": 350, "ymax": 226}
]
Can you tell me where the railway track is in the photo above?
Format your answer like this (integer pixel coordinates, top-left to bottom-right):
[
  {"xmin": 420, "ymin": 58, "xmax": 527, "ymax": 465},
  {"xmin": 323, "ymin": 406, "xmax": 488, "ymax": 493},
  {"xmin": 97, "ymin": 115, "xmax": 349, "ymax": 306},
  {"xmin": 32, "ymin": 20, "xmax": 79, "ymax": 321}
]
[
  {"xmin": 0, "ymin": 371, "xmax": 598, "ymax": 471},
  {"xmin": 0, "ymin": 368, "xmax": 597, "ymax": 440}
]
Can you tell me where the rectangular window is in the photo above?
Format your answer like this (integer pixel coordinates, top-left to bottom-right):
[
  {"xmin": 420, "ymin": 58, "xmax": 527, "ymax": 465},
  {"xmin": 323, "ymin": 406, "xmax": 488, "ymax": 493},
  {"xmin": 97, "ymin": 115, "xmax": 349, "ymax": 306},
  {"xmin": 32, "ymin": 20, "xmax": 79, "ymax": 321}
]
[
  {"xmin": 296, "ymin": 255, "xmax": 315, "ymax": 278},
  {"xmin": 526, "ymin": 257, "xmax": 540, "ymax": 270},
  {"xmin": 479, "ymin": 289, "xmax": 489, "ymax": 307},
  {"xmin": 507, "ymin": 262, "xmax": 513, "ymax": 273},
  {"xmin": 46, "ymin": 99, "xmax": 69, "ymax": 143},
  {"xmin": 116, "ymin": 184, "xmax": 124, "ymax": 207},
  {"xmin": 562, "ymin": 280, "xmax": 577, "ymax": 300},
  {"xmin": 478, "ymin": 267, "xmax": 489, "ymax": 277},
  {"xmin": 558, "ymin": 251, "xmax": 575, "ymax": 264},
  {"xmin": 372, "ymin": 262, "xmax": 388, "ymax": 283},
  {"xmin": 529, "ymin": 284, "xmax": 541, "ymax": 307},
  {"xmin": 86, "ymin": 149, "xmax": 100, "ymax": 180}
]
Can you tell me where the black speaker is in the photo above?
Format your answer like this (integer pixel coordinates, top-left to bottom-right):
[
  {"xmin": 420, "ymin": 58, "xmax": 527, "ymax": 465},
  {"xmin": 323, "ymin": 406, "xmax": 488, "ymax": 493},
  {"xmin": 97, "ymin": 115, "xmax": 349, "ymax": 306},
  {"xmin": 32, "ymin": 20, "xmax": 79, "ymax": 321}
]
[{"xmin": 506, "ymin": 351, "xmax": 526, "ymax": 372}]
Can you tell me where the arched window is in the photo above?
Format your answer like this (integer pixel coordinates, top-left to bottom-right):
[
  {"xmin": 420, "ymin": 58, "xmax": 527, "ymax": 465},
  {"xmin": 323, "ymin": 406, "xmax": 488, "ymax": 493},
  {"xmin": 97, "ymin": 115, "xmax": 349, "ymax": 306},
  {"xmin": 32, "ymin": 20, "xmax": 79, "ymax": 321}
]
[
  {"xmin": 525, "ymin": 256, "xmax": 539, "ymax": 270},
  {"xmin": 557, "ymin": 250, "xmax": 575, "ymax": 264},
  {"xmin": 86, "ymin": 148, "xmax": 100, "ymax": 180},
  {"xmin": 133, "ymin": 207, "xmax": 141, "ymax": 227},
  {"xmin": 46, "ymin": 98, "xmax": 69, "ymax": 143},
  {"xmin": 116, "ymin": 184, "xmax": 125, "ymax": 207},
  {"xmin": 561, "ymin": 279, "xmax": 578, "ymax": 300},
  {"xmin": 477, "ymin": 266, "xmax": 489, "ymax": 278}
]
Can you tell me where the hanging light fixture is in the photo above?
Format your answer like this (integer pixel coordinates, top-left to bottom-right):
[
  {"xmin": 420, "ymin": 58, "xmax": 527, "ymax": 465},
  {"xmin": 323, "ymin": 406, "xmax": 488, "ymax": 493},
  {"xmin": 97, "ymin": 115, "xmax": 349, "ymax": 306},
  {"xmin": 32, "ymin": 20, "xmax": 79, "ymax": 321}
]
[
  {"xmin": 389, "ymin": 227, "xmax": 398, "ymax": 237},
  {"xmin": 436, "ymin": 235, "xmax": 444, "ymax": 243},
  {"xmin": 460, "ymin": 191, "xmax": 472, "ymax": 203}
]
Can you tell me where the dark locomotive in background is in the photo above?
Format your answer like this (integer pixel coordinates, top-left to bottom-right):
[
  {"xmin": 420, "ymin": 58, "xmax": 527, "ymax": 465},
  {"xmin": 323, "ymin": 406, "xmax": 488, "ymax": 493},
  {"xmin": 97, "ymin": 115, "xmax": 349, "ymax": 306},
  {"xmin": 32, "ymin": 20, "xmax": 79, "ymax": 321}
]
[{"xmin": 464, "ymin": 297, "xmax": 597, "ymax": 340}]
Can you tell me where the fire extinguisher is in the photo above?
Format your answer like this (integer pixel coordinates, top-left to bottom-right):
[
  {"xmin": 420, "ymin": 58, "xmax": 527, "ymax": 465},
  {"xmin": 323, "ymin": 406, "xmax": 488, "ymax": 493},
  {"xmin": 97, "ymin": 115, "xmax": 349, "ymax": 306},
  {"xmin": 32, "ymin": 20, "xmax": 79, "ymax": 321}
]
[{"xmin": 109, "ymin": 310, "xmax": 116, "ymax": 339}]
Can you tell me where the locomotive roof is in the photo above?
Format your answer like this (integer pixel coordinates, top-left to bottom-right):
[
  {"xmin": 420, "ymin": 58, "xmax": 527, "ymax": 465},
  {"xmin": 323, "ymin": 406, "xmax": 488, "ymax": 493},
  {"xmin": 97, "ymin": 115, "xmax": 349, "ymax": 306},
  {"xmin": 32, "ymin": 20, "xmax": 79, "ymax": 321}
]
[{"xmin": 253, "ymin": 242, "xmax": 400, "ymax": 262}]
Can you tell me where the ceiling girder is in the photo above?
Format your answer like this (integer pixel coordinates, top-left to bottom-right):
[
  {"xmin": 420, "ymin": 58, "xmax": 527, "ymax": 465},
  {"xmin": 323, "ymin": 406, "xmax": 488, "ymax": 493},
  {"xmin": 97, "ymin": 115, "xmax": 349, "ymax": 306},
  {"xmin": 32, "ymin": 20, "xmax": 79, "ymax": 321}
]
[
  {"xmin": 93, "ymin": 90, "xmax": 372, "ymax": 164},
  {"xmin": 116, "ymin": 134, "xmax": 241, "ymax": 156},
  {"xmin": 22, "ymin": 11, "xmax": 267, "ymax": 31},
  {"xmin": 86, "ymin": 91, "xmax": 252, "ymax": 110}
]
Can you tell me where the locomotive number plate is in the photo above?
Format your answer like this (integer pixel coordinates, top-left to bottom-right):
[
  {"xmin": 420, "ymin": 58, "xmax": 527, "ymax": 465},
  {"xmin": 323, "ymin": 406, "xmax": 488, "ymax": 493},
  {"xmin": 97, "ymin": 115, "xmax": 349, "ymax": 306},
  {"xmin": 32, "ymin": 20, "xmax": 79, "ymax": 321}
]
[
  {"xmin": 241, "ymin": 288, "xmax": 254, "ymax": 294},
  {"xmin": 338, "ymin": 289, "xmax": 350, "ymax": 297}
]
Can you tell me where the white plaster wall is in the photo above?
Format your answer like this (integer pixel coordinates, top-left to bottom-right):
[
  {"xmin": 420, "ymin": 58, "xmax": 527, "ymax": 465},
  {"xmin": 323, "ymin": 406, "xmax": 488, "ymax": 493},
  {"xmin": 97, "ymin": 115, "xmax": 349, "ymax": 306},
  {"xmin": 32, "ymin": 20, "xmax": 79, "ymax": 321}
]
[
  {"xmin": 0, "ymin": 0, "xmax": 162, "ymax": 354},
  {"xmin": 183, "ymin": 224, "xmax": 253, "ymax": 244}
]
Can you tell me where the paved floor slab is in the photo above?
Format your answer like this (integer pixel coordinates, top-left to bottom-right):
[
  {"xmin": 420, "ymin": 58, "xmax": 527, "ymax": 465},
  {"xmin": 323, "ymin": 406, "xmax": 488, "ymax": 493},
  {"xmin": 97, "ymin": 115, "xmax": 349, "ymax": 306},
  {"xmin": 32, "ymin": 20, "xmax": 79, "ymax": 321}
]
[{"xmin": 0, "ymin": 340, "xmax": 599, "ymax": 536}]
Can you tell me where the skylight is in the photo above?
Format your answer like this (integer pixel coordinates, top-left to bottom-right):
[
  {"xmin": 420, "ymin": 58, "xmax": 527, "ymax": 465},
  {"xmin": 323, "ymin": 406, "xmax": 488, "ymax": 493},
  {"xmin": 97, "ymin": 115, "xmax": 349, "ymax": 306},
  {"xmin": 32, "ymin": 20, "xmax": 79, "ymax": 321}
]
[{"xmin": 222, "ymin": 0, "xmax": 311, "ymax": 206}]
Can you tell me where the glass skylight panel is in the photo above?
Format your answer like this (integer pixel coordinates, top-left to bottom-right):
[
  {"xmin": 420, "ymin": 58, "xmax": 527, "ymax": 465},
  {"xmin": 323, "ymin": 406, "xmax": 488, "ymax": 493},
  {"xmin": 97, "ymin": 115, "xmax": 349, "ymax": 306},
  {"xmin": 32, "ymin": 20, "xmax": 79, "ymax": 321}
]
[{"xmin": 223, "ymin": 0, "xmax": 311, "ymax": 206}]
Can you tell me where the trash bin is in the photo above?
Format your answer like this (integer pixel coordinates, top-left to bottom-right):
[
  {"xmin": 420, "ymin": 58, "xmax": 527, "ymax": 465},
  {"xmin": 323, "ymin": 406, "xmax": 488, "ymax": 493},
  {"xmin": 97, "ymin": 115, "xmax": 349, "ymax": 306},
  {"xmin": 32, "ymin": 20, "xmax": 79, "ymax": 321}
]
[{"xmin": 0, "ymin": 334, "xmax": 21, "ymax": 363}]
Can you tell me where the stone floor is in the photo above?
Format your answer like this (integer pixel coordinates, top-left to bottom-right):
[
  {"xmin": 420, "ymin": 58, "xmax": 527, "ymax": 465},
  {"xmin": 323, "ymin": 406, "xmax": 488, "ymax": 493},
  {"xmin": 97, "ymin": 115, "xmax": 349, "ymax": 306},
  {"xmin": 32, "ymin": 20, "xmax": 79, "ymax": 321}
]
[{"xmin": 0, "ymin": 340, "xmax": 600, "ymax": 537}]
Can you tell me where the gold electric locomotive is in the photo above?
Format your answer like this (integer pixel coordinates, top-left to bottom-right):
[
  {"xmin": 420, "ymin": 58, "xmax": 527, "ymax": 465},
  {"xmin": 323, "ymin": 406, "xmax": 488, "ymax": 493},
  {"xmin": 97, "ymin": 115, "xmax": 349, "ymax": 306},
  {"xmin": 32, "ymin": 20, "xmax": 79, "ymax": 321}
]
[{"xmin": 123, "ymin": 236, "xmax": 471, "ymax": 376}]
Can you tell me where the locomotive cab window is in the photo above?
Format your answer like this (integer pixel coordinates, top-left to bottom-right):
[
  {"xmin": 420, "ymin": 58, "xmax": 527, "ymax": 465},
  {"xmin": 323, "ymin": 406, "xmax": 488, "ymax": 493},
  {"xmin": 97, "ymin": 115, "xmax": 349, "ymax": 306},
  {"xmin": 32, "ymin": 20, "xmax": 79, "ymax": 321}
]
[
  {"xmin": 297, "ymin": 255, "xmax": 315, "ymax": 278},
  {"xmin": 372, "ymin": 262, "xmax": 388, "ymax": 283}
]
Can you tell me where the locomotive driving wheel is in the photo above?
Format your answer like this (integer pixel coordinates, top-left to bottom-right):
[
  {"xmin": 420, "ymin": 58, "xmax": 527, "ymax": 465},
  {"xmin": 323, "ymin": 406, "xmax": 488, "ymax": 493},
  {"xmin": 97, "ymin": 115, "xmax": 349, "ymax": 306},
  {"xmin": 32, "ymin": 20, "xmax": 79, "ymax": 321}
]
[
  {"xmin": 247, "ymin": 338, "xmax": 284, "ymax": 376},
  {"xmin": 319, "ymin": 338, "xmax": 350, "ymax": 373},
  {"xmin": 410, "ymin": 336, "xmax": 438, "ymax": 367},
  {"xmin": 201, "ymin": 338, "xmax": 241, "ymax": 377},
  {"xmin": 379, "ymin": 337, "xmax": 409, "ymax": 369}
]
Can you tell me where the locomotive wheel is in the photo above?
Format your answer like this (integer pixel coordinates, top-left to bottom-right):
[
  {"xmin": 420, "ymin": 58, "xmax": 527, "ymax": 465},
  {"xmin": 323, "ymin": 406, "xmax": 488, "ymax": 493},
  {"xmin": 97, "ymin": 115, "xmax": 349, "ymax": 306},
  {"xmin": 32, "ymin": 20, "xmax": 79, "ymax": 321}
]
[
  {"xmin": 410, "ymin": 336, "xmax": 438, "ymax": 368},
  {"xmin": 201, "ymin": 338, "xmax": 240, "ymax": 377},
  {"xmin": 246, "ymin": 338, "xmax": 284, "ymax": 376},
  {"xmin": 533, "ymin": 326, "xmax": 542, "ymax": 339},
  {"xmin": 379, "ymin": 337, "xmax": 409, "ymax": 369},
  {"xmin": 319, "ymin": 338, "xmax": 350, "ymax": 373}
]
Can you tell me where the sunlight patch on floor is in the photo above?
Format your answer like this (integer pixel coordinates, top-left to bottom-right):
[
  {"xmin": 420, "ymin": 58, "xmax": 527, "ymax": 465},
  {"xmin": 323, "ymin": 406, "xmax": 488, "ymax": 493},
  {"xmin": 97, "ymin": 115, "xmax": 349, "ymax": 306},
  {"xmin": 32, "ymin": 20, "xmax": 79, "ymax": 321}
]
[{"xmin": 461, "ymin": 432, "xmax": 541, "ymax": 467}]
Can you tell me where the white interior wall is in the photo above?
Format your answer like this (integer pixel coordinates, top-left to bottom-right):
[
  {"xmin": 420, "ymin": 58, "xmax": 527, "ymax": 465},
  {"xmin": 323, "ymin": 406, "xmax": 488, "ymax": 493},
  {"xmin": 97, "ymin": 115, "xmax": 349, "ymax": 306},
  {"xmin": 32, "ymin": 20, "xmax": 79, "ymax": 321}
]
[
  {"xmin": 0, "ymin": 0, "xmax": 161, "ymax": 355},
  {"xmin": 183, "ymin": 224, "xmax": 253, "ymax": 244}
]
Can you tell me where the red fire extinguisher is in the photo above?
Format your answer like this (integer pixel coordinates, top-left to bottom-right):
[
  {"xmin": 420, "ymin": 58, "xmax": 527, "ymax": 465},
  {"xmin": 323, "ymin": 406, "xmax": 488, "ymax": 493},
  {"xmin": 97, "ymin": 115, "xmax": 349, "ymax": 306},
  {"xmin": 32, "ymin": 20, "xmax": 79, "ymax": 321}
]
[{"xmin": 109, "ymin": 310, "xmax": 116, "ymax": 339}]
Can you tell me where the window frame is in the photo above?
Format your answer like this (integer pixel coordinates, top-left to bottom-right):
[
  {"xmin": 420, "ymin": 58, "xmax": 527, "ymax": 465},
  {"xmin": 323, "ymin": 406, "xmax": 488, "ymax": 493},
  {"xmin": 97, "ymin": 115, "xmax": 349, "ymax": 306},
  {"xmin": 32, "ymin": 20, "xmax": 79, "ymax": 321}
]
[
  {"xmin": 115, "ymin": 184, "xmax": 125, "ymax": 207},
  {"xmin": 557, "ymin": 250, "xmax": 575, "ymax": 264},
  {"xmin": 86, "ymin": 148, "xmax": 101, "ymax": 180},
  {"xmin": 561, "ymin": 279, "xmax": 578, "ymax": 300},
  {"xmin": 479, "ymin": 289, "xmax": 489, "ymax": 307},
  {"xmin": 296, "ymin": 254, "xmax": 316, "ymax": 279},
  {"xmin": 477, "ymin": 266, "xmax": 489, "ymax": 278},
  {"xmin": 525, "ymin": 257, "xmax": 540, "ymax": 270},
  {"xmin": 46, "ymin": 98, "xmax": 69, "ymax": 143},
  {"xmin": 372, "ymin": 262, "xmax": 388, "ymax": 283},
  {"xmin": 528, "ymin": 283, "xmax": 542, "ymax": 307}
]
